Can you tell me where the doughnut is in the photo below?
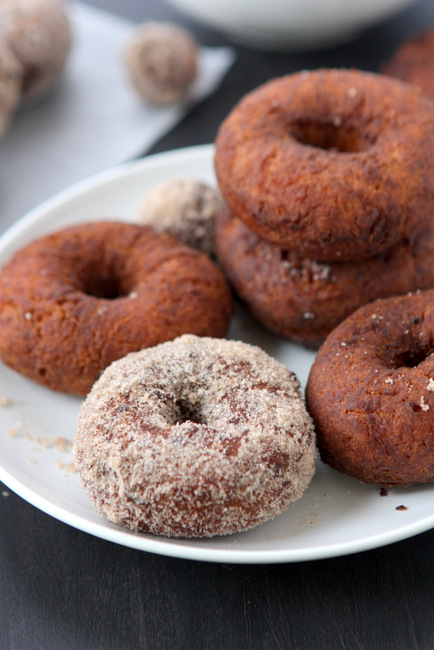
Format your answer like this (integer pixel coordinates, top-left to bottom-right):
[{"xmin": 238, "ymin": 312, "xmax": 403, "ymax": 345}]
[
  {"xmin": 214, "ymin": 68, "xmax": 434, "ymax": 262},
  {"xmin": 0, "ymin": 40, "xmax": 22, "ymax": 138},
  {"xmin": 125, "ymin": 22, "xmax": 198, "ymax": 106},
  {"xmin": 382, "ymin": 27, "xmax": 434, "ymax": 100},
  {"xmin": 306, "ymin": 290, "xmax": 434, "ymax": 487},
  {"xmin": 137, "ymin": 177, "xmax": 222, "ymax": 256},
  {"xmin": 215, "ymin": 206, "xmax": 434, "ymax": 348},
  {"xmin": 73, "ymin": 334, "xmax": 317, "ymax": 538},
  {"xmin": 0, "ymin": 221, "xmax": 232, "ymax": 396},
  {"xmin": 0, "ymin": 0, "xmax": 72, "ymax": 104}
]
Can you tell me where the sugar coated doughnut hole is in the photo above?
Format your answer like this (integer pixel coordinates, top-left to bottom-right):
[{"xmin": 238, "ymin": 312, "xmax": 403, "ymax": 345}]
[
  {"xmin": 0, "ymin": 40, "xmax": 22, "ymax": 138},
  {"xmin": 125, "ymin": 21, "xmax": 198, "ymax": 106},
  {"xmin": 137, "ymin": 177, "xmax": 222, "ymax": 256},
  {"xmin": 0, "ymin": 0, "xmax": 72, "ymax": 104}
]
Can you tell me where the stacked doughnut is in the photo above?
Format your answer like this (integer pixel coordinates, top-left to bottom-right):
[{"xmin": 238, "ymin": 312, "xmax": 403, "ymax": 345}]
[
  {"xmin": 214, "ymin": 68, "xmax": 434, "ymax": 348},
  {"xmin": 381, "ymin": 27, "xmax": 434, "ymax": 101},
  {"xmin": 0, "ymin": 0, "xmax": 72, "ymax": 139}
]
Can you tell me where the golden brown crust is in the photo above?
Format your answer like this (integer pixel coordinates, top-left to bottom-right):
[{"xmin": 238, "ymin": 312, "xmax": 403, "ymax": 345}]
[
  {"xmin": 74, "ymin": 334, "xmax": 317, "ymax": 538},
  {"xmin": 215, "ymin": 69, "xmax": 434, "ymax": 262},
  {"xmin": 215, "ymin": 206, "xmax": 434, "ymax": 348},
  {"xmin": 382, "ymin": 28, "xmax": 434, "ymax": 100},
  {"xmin": 306, "ymin": 290, "xmax": 434, "ymax": 487},
  {"xmin": 0, "ymin": 221, "xmax": 232, "ymax": 395}
]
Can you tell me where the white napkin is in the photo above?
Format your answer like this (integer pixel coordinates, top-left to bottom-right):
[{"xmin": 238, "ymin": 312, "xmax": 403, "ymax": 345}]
[{"xmin": 0, "ymin": 1, "xmax": 235, "ymax": 234}]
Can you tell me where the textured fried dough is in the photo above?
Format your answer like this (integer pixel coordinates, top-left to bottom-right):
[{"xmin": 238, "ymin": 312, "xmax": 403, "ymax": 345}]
[
  {"xmin": 382, "ymin": 27, "xmax": 434, "ymax": 100},
  {"xmin": 306, "ymin": 290, "xmax": 434, "ymax": 487},
  {"xmin": 215, "ymin": 206, "xmax": 434, "ymax": 348},
  {"xmin": 74, "ymin": 334, "xmax": 317, "ymax": 538},
  {"xmin": 0, "ymin": 221, "xmax": 232, "ymax": 395},
  {"xmin": 215, "ymin": 68, "xmax": 434, "ymax": 262}
]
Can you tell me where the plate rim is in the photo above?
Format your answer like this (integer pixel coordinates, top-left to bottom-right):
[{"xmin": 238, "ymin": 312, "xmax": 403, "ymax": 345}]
[
  {"xmin": 1, "ymin": 458, "xmax": 433, "ymax": 564},
  {"xmin": 0, "ymin": 143, "xmax": 215, "ymax": 249},
  {"xmin": 0, "ymin": 143, "xmax": 433, "ymax": 564}
]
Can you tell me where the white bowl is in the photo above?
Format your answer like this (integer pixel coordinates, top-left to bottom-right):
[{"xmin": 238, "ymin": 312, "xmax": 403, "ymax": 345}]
[{"xmin": 164, "ymin": 0, "xmax": 414, "ymax": 51}]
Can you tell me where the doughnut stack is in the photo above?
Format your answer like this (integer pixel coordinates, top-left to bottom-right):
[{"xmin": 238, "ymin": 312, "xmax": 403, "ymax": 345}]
[{"xmin": 214, "ymin": 68, "xmax": 434, "ymax": 348}]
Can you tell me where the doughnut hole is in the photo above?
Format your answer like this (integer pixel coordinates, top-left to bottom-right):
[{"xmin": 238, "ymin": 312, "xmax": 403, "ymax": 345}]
[
  {"xmin": 388, "ymin": 341, "xmax": 433, "ymax": 370},
  {"xmin": 73, "ymin": 258, "xmax": 135, "ymax": 300},
  {"xmin": 290, "ymin": 118, "xmax": 373, "ymax": 153},
  {"xmin": 174, "ymin": 397, "xmax": 203, "ymax": 426}
]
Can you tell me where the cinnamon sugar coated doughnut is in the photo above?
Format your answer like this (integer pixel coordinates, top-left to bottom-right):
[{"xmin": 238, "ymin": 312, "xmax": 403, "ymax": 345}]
[
  {"xmin": 137, "ymin": 178, "xmax": 222, "ymax": 255},
  {"xmin": 382, "ymin": 27, "xmax": 434, "ymax": 100},
  {"xmin": 214, "ymin": 68, "xmax": 434, "ymax": 262},
  {"xmin": 0, "ymin": 221, "xmax": 232, "ymax": 395},
  {"xmin": 306, "ymin": 290, "xmax": 434, "ymax": 487},
  {"xmin": 125, "ymin": 22, "xmax": 198, "ymax": 106},
  {"xmin": 0, "ymin": 0, "xmax": 72, "ymax": 104},
  {"xmin": 0, "ymin": 40, "xmax": 22, "ymax": 138},
  {"xmin": 215, "ymin": 206, "xmax": 434, "ymax": 348},
  {"xmin": 73, "ymin": 334, "xmax": 317, "ymax": 538}
]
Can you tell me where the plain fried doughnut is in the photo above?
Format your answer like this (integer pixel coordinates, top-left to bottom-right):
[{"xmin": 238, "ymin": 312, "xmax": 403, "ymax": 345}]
[
  {"xmin": 306, "ymin": 290, "xmax": 434, "ymax": 487},
  {"xmin": 73, "ymin": 334, "xmax": 317, "ymax": 538},
  {"xmin": 215, "ymin": 206, "xmax": 434, "ymax": 348},
  {"xmin": 382, "ymin": 27, "xmax": 434, "ymax": 100},
  {"xmin": 0, "ymin": 221, "xmax": 232, "ymax": 395},
  {"xmin": 214, "ymin": 69, "xmax": 434, "ymax": 262}
]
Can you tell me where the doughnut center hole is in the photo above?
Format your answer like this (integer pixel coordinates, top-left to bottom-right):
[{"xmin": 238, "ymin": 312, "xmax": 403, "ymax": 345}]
[
  {"xmin": 174, "ymin": 399, "xmax": 203, "ymax": 426},
  {"xmin": 391, "ymin": 346, "xmax": 432, "ymax": 369},
  {"xmin": 290, "ymin": 119, "xmax": 369, "ymax": 153},
  {"xmin": 76, "ymin": 262, "xmax": 132, "ymax": 299}
]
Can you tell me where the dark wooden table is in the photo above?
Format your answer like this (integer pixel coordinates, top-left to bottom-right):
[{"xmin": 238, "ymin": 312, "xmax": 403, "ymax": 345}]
[{"xmin": 1, "ymin": 1, "xmax": 433, "ymax": 648}]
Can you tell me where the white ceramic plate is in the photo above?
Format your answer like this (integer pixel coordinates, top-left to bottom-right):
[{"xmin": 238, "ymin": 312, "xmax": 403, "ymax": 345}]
[{"xmin": 0, "ymin": 144, "xmax": 432, "ymax": 564}]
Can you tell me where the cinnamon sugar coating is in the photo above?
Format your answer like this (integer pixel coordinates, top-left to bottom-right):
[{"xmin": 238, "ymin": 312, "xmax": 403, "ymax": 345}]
[
  {"xmin": 0, "ymin": 40, "xmax": 22, "ymax": 138},
  {"xmin": 125, "ymin": 22, "xmax": 197, "ymax": 106},
  {"xmin": 0, "ymin": 221, "xmax": 232, "ymax": 395},
  {"xmin": 215, "ymin": 69, "xmax": 434, "ymax": 262},
  {"xmin": 306, "ymin": 291, "xmax": 434, "ymax": 487},
  {"xmin": 137, "ymin": 177, "xmax": 222, "ymax": 256},
  {"xmin": 74, "ymin": 334, "xmax": 317, "ymax": 538},
  {"xmin": 215, "ymin": 206, "xmax": 434, "ymax": 348},
  {"xmin": 0, "ymin": 0, "xmax": 72, "ymax": 104},
  {"xmin": 382, "ymin": 27, "xmax": 434, "ymax": 100}
]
